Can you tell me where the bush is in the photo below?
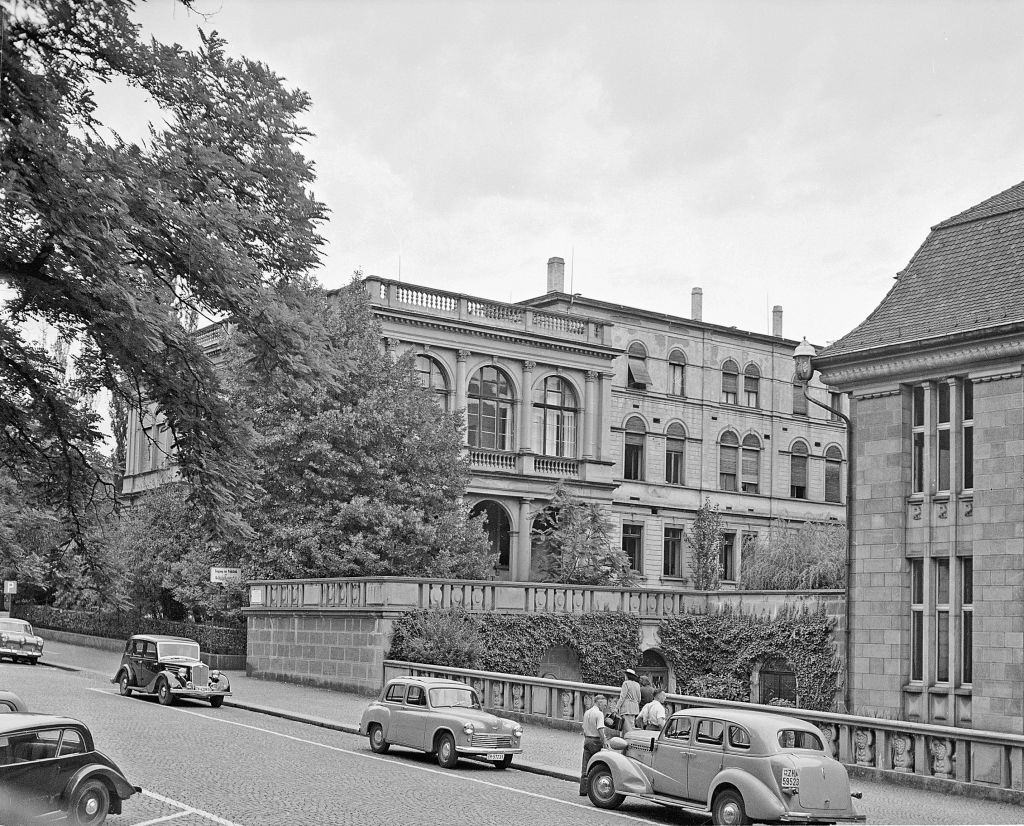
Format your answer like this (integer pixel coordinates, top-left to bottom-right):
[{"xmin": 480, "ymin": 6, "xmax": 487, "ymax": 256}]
[
  {"xmin": 682, "ymin": 673, "xmax": 746, "ymax": 702},
  {"xmin": 740, "ymin": 519, "xmax": 846, "ymax": 590},
  {"xmin": 388, "ymin": 609, "xmax": 484, "ymax": 669},
  {"xmin": 14, "ymin": 604, "xmax": 246, "ymax": 656}
]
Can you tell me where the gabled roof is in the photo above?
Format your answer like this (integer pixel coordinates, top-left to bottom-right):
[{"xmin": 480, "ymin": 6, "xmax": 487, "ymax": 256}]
[{"xmin": 819, "ymin": 180, "xmax": 1024, "ymax": 361}]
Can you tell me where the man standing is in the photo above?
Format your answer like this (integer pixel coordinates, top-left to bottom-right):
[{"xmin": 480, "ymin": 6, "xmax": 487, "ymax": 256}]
[
  {"xmin": 639, "ymin": 674, "xmax": 655, "ymax": 709},
  {"xmin": 580, "ymin": 694, "xmax": 608, "ymax": 796},
  {"xmin": 640, "ymin": 689, "xmax": 668, "ymax": 730},
  {"xmin": 618, "ymin": 668, "xmax": 642, "ymax": 733}
]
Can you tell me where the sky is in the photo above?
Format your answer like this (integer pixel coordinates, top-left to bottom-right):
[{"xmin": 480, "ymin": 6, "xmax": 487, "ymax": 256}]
[{"xmin": 95, "ymin": 0, "xmax": 1024, "ymax": 346}]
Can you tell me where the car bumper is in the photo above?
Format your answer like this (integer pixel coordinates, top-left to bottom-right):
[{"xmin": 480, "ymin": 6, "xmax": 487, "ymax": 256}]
[
  {"xmin": 456, "ymin": 747, "xmax": 523, "ymax": 756},
  {"xmin": 0, "ymin": 646, "xmax": 40, "ymax": 658},
  {"xmin": 170, "ymin": 689, "xmax": 232, "ymax": 699},
  {"xmin": 779, "ymin": 814, "xmax": 866, "ymax": 824}
]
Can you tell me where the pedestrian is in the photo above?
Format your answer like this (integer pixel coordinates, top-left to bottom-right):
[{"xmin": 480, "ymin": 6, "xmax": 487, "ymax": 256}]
[
  {"xmin": 617, "ymin": 667, "xmax": 642, "ymax": 734},
  {"xmin": 639, "ymin": 689, "xmax": 668, "ymax": 731},
  {"xmin": 580, "ymin": 694, "xmax": 608, "ymax": 796},
  {"xmin": 639, "ymin": 674, "xmax": 655, "ymax": 708}
]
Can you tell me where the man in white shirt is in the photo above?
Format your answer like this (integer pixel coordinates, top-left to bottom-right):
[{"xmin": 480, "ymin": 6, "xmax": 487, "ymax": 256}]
[
  {"xmin": 579, "ymin": 694, "xmax": 608, "ymax": 796},
  {"xmin": 640, "ymin": 689, "xmax": 668, "ymax": 731}
]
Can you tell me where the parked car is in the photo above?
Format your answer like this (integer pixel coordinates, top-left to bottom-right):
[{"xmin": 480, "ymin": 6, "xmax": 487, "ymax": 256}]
[
  {"xmin": 0, "ymin": 691, "xmax": 27, "ymax": 713},
  {"xmin": 111, "ymin": 634, "xmax": 231, "ymax": 708},
  {"xmin": 0, "ymin": 618, "xmax": 44, "ymax": 665},
  {"xmin": 0, "ymin": 713, "xmax": 139, "ymax": 825},
  {"xmin": 586, "ymin": 707, "xmax": 865, "ymax": 825},
  {"xmin": 359, "ymin": 676, "xmax": 523, "ymax": 769}
]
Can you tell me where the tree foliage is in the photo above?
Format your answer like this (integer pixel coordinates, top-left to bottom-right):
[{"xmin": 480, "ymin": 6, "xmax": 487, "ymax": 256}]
[
  {"xmin": 740, "ymin": 518, "xmax": 847, "ymax": 591},
  {"xmin": 1, "ymin": 0, "xmax": 333, "ymax": 539},
  {"xmin": 684, "ymin": 497, "xmax": 723, "ymax": 590},
  {"xmin": 531, "ymin": 481, "xmax": 636, "ymax": 586}
]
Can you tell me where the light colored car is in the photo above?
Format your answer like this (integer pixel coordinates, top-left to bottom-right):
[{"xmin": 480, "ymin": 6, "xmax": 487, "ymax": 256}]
[
  {"xmin": 586, "ymin": 707, "xmax": 865, "ymax": 825},
  {"xmin": 112, "ymin": 634, "xmax": 231, "ymax": 708},
  {"xmin": 0, "ymin": 618, "xmax": 43, "ymax": 664},
  {"xmin": 359, "ymin": 676, "xmax": 523, "ymax": 769}
]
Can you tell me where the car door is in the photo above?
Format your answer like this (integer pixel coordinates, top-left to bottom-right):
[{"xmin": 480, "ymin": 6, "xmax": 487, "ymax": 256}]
[
  {"xmin": 686, "ymin": 718, "xmax": 725, "ymax": 803},
  {"xmin": 650, "ymin": 716, "xmax": 691, "ymax": 799},
  {"xmin": 3, "ymin": 728, "xmax": 62, "ymax": 817},
  {"xmin": 140, "ymin": 641, "xmax": 161, "ymax": 690},
  {"xmin": 399, "ymin": 686, "xmax": 430, "ymax": 750},
  {"xmin": 53, "ymin": 727, "xmax": 89, "ymax": 800}
]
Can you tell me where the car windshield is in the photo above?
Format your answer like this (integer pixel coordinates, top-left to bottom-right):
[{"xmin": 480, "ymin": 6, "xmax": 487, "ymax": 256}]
[
  {"xmin": 429, "ymin": 687, "xmax": 480, "ymax": 709},
  {"xmin": 778, "ymin": 729, "xmax": 824, "ymax": 751},
  {"xmin": 0, "ymin": 620, "xmax": 30, "ymax": 634},
  {"xmin": 158, "ymin": 642, "xmax": 200, "ymax": 660}
]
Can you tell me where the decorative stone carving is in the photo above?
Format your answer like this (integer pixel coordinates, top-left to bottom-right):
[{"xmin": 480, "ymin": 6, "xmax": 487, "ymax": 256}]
[
  {"xmin": 892, "ymin": 733, "xmax": 914, "ymax": 772},
  {"xmin": 492, "ymin": 684, "xmax": 504, "ymax": 708},
  {"xmin": 817, "ymin": 724, "xmax": 838, "ymax": 759},
  {"xmin": 512, "ymin": 684, "xmax": 524, "ymax": 712},
  {"xmin": 585, "ymin": 370, "xmax": 599, "ymax": 382},
  {"xmin": 471, "ymin": 678, "xmax": 485, "ymax": 699},
  {"xmin": 523, "ymin": 360, "xmax": 536, "ymax": 371},
  {"xmin": 456, "ymin": 349, "xmax": 471, "ymax": 362},
  {"xmin": 854, "ymin": 729, "xmax": 875, "ymax": 766},
  {"xmin": 930, "ymin": 738, "xmax": 954, "ymax": 778},
  {"xmin": 561, "ymin": 690, "xmax": 573, "ymax": 719}
]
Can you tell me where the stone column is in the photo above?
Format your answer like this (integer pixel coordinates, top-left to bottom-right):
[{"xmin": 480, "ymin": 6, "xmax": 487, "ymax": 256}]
[
  {"xmin": 584, "ymin": 370, "xmax": 598, "ymax": 459},
  {"xmin": 516, "ymin": 498, "xmax": 534, "ymax": 582},
  {"xmin": 598, "ymin": 372, "xmax": 614, "ymax": 461},
  {"xmin": 456, "ymin": 350, "xmax": 470, "ymax": 445},
  {"xmin": 520, "ymin": 360, "xmax": 536, "ymax": 453}
]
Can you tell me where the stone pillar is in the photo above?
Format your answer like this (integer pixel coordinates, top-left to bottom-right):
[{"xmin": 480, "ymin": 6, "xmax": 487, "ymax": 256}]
[
  {"xmin": 516, "ymin": 498, "xmax": 534, "ymax": 582},
  {"xmin": 520, "ymin": 360, "xmax": 536, "ymax": 453},
  {"xmin": 598, "ymin": 372, "xmax": 613, "ymax": 460},
  {"xmin": 584, "ymin": 371, "xmax": 598, "ymax": 459},
  {"xmin": 456, "ymin": 350, "xmax": 470, "ymax": 446}
]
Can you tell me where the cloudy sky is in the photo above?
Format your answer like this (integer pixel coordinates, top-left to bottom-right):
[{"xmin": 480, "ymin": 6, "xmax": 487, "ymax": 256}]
[{"xmin": 103, "ymin": 0, "xmax": 1024, "ymax": 345}]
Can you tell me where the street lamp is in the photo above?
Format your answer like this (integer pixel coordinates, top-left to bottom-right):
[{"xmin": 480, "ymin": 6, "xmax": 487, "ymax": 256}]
[{"xmin": 793, "ymin": 338, "xmax": 854, "ymax": 714}]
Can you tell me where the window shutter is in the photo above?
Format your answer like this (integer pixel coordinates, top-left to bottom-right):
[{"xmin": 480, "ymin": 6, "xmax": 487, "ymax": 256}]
[
  {"xmin": 628, "ymin": 358, "xmax": 653, "ymax": 386},
  {"xmin": 791, "ymin": 455, "xmax": 807, "ymax": 487},
  {"xmin": 723, "ymin": 372, "xmax": 738, "ymax": 394},
  {"xmin": 825, "ymin": 463, "xmax": 841, "ymax": 502},
  {"xmin": 742, "ymin": 449, "xmax": 759, "ymax": 478},
  {"xmin": 720, "ymin": 446, "xmax": 738, "ymax": 474}
]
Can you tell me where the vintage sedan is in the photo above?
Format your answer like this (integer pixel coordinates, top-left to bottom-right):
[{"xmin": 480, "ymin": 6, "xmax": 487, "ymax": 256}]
[
  {"xmin": 111, "ymin": 634, "xmax": 231, "ymax": 708},
  {"xmin": 0, "ymin": 618, "xmax": 44, "ymax": 665},
  {"xmin": 359, "ymin": 676, "xmax": 523, "ymax": 769},
  {"xmin": 0, "ymin": 713, "xmax": 139, "ymax": 825},
  {"xmin": 586, "ymin": 707, "xmax": 865, "ymax": 825}
]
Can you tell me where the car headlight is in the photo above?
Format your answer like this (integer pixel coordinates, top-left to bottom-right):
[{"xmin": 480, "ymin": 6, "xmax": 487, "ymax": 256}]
[
  {"xmin": 512, "ymin": 725, "xmax": 523, "ymax": 739},
  {"xmin": 0, "ymin": 634, "xmax": 7, "ymax": 643},
  {"xmin": 463, "ymin": 723, "xmax": 475, "ymax": 735}
]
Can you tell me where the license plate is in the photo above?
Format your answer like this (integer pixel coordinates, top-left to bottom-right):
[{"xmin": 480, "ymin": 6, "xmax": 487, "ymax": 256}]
[
  {"xmin": 781, "ymin": 768, "xmax": 799, "ymax": 789},
  {"xmin": 485, "ymin": 752, "xmax": 505, "ymax": 760},
  {"xmin": 194, "ymin": 686, "xmax": 210, "ymax": 692}
]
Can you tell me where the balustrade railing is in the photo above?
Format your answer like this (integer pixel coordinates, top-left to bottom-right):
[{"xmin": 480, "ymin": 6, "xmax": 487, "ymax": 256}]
[
  {"xmin": 468, "ymin": 449, "xmax": 517, "ymax": 472},
  {"xmin": 383, "ymin": 659, "xmax": 1024, "ymax": 797},
  {"xmin": 534, "ymin": 457, "xmax": 579, "ymax": 477}
]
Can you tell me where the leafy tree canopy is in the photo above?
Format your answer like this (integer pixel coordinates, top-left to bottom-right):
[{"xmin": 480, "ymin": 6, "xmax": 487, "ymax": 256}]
[
  {"xmin": 740, "ymin": 518, "xmax": 847, "ymax": 591},
  {"xmin": 1, "ymin": 0, "xmax": 334, "ymax": 540},
  {"xmin": 685, "ymin": 496, "xmax": 724, "ymax": 590}
]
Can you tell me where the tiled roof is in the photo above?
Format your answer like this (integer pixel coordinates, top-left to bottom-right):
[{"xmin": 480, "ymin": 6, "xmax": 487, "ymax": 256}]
[{"xmin": 820, "ymin": 180, "xmax": 1024, "ymax": 360}]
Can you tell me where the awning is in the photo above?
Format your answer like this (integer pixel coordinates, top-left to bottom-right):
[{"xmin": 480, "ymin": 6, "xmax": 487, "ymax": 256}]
[{"xmin": 628, "ymin": 357, "xmax": 653, "ymax": 386}]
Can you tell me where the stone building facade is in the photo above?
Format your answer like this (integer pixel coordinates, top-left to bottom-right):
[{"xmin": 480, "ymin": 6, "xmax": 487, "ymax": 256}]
[{"xmin": 816, "ymin": 181, "xmax": 1024, "ymax": 736}]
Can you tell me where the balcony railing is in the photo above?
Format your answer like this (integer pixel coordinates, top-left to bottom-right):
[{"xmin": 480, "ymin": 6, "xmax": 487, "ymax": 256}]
[
  {"xmin": 534, "ymin": 457, "xmax": 579, "ymax": 477},
  {"xmin": 469, "ymin": 449, "xmax": 516, "ymax": 473}
]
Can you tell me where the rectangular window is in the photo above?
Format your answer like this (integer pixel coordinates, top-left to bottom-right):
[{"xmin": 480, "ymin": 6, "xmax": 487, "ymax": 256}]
[
  {"xmin": 790, "ymin": 455, "xmax": 807, "ymax": 499},
  {"xmin": 910, "ymin": 559, "xmax": 923, "ymax": 682},
  {"xmin": 624, "ymin": 434, "xmax": 644, "ymax": 481},
  {"xmin": 670, "ymin": 364, "xmax": 685, "ymax": 396},
  {"xmin": 913, "ymin": 385, "xmax": 925, "ymax": 427},
  {"xmin": 962, "ymin": 380, "xmax": 974, "ymax": 490},
  {"xmin": 622, "ymin": 524, "xmax": 643, "ymax": 572},
  {"xmin": 936, "ymin": 381, "xmax": 951, "ymax": 492},
  {"xmin": 911, "ymin": 384, "xmax": 926, "ymax": 494},
  {"xmin": 937, "ymin": 429, "xmax": 951, "ymax": 492},
  {"xmin": 720, "ymin": 446, "xmax": 738, "ymax": 491},
  {"xmin": 663, "ymin": 528, "xmax": 683, "ymax": 577},
  {"xmin": 744, "ymin": 375, "xmax": 759, "ymax": 409},
  {"xmin": 935, "ymin": 558, "xmax": 950, "ymax": 683},
  {"xmin": 792, "ymin": 384, "xmax": 808, "ymax": 416},
  {"xmin": 825, "ymin": 459, "xmax": 841, "ymax": 503},
  {"xmin": 719, "ymin": 532, "xmax": 736, "ymax": 581},
  {"xmin": 741, "ymin": 449, "xmax": 759, "ymax": 494},
  {"xmin": 961, "ymin": 557, "xmax": 973, "ymax": 685},
  {"xmin": 829, "ymin": 392, "xmax": 843, "ymax": 421},
  {"xmin": 666, "ymin": 439, "xmax": 685, "ymax": 485}
]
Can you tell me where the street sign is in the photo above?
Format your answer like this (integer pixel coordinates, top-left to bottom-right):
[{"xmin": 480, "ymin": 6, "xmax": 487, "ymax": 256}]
[
  {"xmin": 3, "ymin": 581, "xmax": 16, "ymax": 595},
  {"xmin": 209, "ymin": 567, "xmax": 242, "ymax": 584}
]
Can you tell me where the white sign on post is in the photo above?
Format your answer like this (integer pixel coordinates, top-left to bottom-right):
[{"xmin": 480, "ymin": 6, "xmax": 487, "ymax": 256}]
[
  {"xmin": 209, "ymin": 567, "xmax": 242, "ymax": 584},
  {"xmin": 3, "ymin": 581, "xmax": 17, "ymax": 595}
]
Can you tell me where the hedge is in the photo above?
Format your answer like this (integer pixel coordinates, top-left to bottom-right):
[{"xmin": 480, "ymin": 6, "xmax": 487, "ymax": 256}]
[{"xmin": 14, "ymin": 604, "xmax": 246, "ymax": 656}]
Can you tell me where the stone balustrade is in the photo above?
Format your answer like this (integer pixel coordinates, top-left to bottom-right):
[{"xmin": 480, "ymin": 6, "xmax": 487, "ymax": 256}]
[{"xmin": 383, "ymin": 659, "xmax": 1024, "ymax": 800}]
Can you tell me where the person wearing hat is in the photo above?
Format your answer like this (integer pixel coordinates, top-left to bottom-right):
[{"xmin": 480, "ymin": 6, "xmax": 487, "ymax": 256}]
[{"xmin": 617, "ymin": 667, "xmax": 642, "ymax": 733}]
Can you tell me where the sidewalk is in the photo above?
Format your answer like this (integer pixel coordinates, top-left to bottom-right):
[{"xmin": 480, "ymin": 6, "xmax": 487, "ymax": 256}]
[{"xmin": 40, "ymin": 639, "xmax": 580, "ymax": 783}]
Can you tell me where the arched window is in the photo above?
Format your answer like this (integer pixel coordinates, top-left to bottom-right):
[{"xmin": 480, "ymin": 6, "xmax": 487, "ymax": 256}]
[
  {"xmin": 825, "ymin": 445, "xmax": 843, "ymax": 503},
  {"xmin": 626, "ymin": 342, "xmax": 651, "ymax": 390},
  {"xmin": 790, "ymin": 441, "xmax": 809, "ymax": 499},
  {"xmin": 719, "ymin": 431, "xmax": 739, "ymax": 490},
  {"xmin": 744, "ymin": 364, "xmax": 761, "ymax": 409},
  {"xmin": 470, "ymin": 500, "xmax": 511, "ymax": 570},
  {"xmin": 468, "ymin": 366, "xmax": 515, "ymax": 451},
  {"xmin": 759, "ymin": 657, "xmax": 797, "ymax": 705},
  {"xmin": 792, "ymin": 378, "xmax": 808, "ymax": 416},
  {"xmin": 639, "ymin": 649, "xmax": 669, "ymax": 691},
  {"xmin": 624, "ymin": 416, "xmax": 645, "ymax": 481},
  {"xmin": 415, "ymin": 355, "xmax": 449, "ymax": 411},
  {"xmin": 721, "ymin": 359, "xmax": 739, "ymax": 405},
  {"xmin": 665, "ymin": 423, "xmax": 685, "ymax": 485},
  {"xmin": 741, "ymin": 434, "xmax": 761, "ymax": 494},
  {"xmin": 533, "ymin": 376, "xmax": 578, "ymax": 457},
  {"xmin": 669, "ymin": 350, "xmax": 686, "ymax": 396}
]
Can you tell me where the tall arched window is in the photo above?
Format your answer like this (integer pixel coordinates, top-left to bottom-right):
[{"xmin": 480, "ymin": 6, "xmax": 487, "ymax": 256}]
[
  {"xmin": 741, "ymin": 434, "xmax": 761, "ymax": 494},
  {"xmin": 825, "ymin": 445, "xmax": 843, "ymax": 503},
  {"xmin": 792, "ymin": 377, "xmax": 808, "ymax": 416},
  {"xmin": 744, "ymin": 364, "xmax": 761, "ymax": 408},
  {"xmin": 415, "ymin": 355, "xmax": 450, "ymax": 411},
  {"xmin": 468, "ymin": 366, "xmax": 515, "ymax": 451},
  {"xmin": 624, "ymin": 416, "xmax": 645, "ymax": 480},
  {"xmin": 790, "ymin": 440, "xmax": 809, "ymax": 499},
  {"xmin": 533, "ymin": 376, "xmax": 578, "ymax": 457},
  {"xmin": 722, "ymin": 359, "xmax": 739, "ymax": 405},
  {"xmin": 626, "ymin": 342, "xmax": 651, "ymax": 390},
  {"xmin": 470, "ymin": 500, "xmax": 511, "ymax": 570},
  {"xmin": 665, "ymin": 423, "xmax": 686, "ymax": 485},
  {"xmin": 719, "ymin": 431, "xmax": 739, "ymax": 490},
  {"xmin": 669, "ymin": 350, "xmax": 686, "ymax": 396}
]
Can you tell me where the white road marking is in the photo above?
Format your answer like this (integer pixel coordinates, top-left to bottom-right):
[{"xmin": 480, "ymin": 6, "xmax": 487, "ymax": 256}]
[
  {"xmin": 87, "ymin": 686, "xmax": 661, "ymax": 823},
  {"xmin": 137, "ymin": 790, "xmax": 244, "ymax": 826},
  {"xmin": 132, "ymin": 808, "xmax": 191, "ymax": 826}
]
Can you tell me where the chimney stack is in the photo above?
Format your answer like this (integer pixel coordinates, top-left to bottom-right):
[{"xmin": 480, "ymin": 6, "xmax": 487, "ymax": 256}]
[
  {"xmin": 547, "ymin": 257, "xmax": 565, "ymax": 293},
  {"xmin": 691, "ymin": 287, "xmax": 703, "ymax": 322},
  {"xmin": 772, "ymin": 305, "xmax": 783, "ymax": 337}
]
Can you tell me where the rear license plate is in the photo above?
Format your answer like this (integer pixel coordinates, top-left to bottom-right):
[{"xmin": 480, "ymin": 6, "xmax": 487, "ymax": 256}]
[
  {"xmin": 485, "ymin": 752, "xmax": 505, "ymax": 760},
  {"xmin": 781, "ymin": 768, "xmax": 799, "ymax": 789}
]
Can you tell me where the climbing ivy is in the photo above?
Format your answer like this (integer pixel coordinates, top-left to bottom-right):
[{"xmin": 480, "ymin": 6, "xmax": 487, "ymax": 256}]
[
  {"xmin": 657, "ymin": 605, "xmax": 841, "ymax": 711},
  {"xmin": 389, "ymin": 609, "xmax": 642, "ymax": 685}
]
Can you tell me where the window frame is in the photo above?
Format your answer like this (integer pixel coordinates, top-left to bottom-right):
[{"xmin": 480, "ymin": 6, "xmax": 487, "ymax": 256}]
[
  {"xmin": 467, "ymin": 365, "xmax": 516, "ymax": 451},
  {"xmin": 663, "ymin": 527, "xmax": 684, "ymax": 578},
  {"xmin": 533, "ymin": 376, "xmax": 578, "ymax": 458},
  {"xmin": 665, "ymin": 423, "xmax": 686, "ymax": 485},
  {"xmin": 741, "ymin": 434, "xmax": 761, "ymax": 494},
  {"xmin": 910, "ymin": 559, "xmax": 924, "ymax": 682},
  {"xmin": 824, "ymin": 445, "xmax": 843, "ymax": 503},
  {"xmin": 719, "ymin": 532, "xmax": 736, "ymax": 581},
  {"xmin": 669, "ymin": 350, "xmax": 686, "ymax": 397},
  {"xmin": 961, "ymin": 557, "xmax": 973, "ymax": 685},
  {"xmin": 719, "ymin": 432, "xmax": 739, "ymax": 491},
  {"xmin": 911, "ymin": 385, "xmax": 925, "ymax": 494},
  {"xmin": 934, "ymin": 557, "xmax": 950, "ymax": 683},
  {"xmin": 790, "ymin": 441, "xmax": 809, "ymax": 499},
  {"xmin": 415, "ymin": 354, "xmax": 451, "ymax": 411},
  {"xmin": 743, "ymin": 364, "xmax": 760, "ymax": 409},
  {"xmin": 721, "ymin": 360, "xmax": 739, "ymax": 405},
  {"xmin": 623, "ymin": 417, "xmax": 646, "ymax": 481},
  {"xmin": 961, "ymin": 380, "xmax": 974, "ymax": 491},
  {"xmin": 622, "ymin": 523, "xmax": 643, "ymax": 573}
]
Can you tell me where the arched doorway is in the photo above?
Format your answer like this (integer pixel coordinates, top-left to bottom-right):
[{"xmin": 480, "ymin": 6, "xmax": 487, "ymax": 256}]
[
  {"xmin": 639, "ymin": 649, "xmax": 670, "ymax": 691},
  {"xmin": 470, "ymin": 500, "xmax": 511, "ymax": 572}
]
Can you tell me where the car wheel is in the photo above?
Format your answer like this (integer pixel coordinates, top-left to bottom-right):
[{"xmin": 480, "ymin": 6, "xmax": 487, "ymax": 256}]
[
  {"xmin": 117, "ymin": 671, "xmax": 133, "ymax": 697},
  {"xmin": 492, "ymin": 753, "xmax": 513, "ymax": 769},
  {"xmin": 68, "ymin": 777, "xmax": 110, "ymax": 826},
  {"xmin": 435, "ymin": 732, "xmax": 459, "ymax": 769},
  {"xmin": 28, "ymin": 657, "xmax": 38, "ymax": 666},
  {"xmin": 209, "ymin": 695, "xmax": 224, "ymax": 708},
  {"xmin": 368, "ymin": 724, "xmax": 390, "ymax": 754},
  {"xmin": 712, "ymin": 788, "xmax": 750, "ymax": 826},
  {"xmin": 587, "ymin": 764, "xmax": 625, "ymax": 809},
  {"xmin": 157, "ymin": 678, "xmax": 174, "ymax": 706}
]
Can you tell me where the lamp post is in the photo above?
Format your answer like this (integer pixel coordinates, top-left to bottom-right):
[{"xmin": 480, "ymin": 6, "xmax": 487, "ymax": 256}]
[{"xmin": 794, "ymin": 338, "xmax": 854, "ymax": 714}]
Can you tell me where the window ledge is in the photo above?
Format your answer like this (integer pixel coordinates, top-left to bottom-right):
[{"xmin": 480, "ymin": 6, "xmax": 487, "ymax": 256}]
[
  {"xmin": 902, "ymin": 682, "xmax": 925, "ymax": 695},
  {"xmin": 954, "ymin": 686, "xmax": 972, "ymax": 696},
  {"xmin": 928, "ymin": 684, "xmax": 952, "ymax": 695}
]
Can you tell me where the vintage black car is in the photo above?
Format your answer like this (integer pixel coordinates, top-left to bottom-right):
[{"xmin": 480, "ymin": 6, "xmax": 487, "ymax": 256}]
[
  {"xmin": 0, "ymin": 713, "xmax": 139, "ymax": 825},
  {"xmin": 112, "ymin": 634, "xmax": 231, "ymax": 708}
]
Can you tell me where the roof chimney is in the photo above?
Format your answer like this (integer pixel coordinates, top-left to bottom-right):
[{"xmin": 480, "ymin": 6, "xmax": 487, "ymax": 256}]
[
  {"xmin": 547, "ymin": 257, "xmax": 565, "ymax": 293},
  {"xmin": 691, "ymin": 287, "xmax": 703, "ymax": 322},
  {"xmin": 772, "ymin": 305, "xmax": 783, "ymax": 337}
]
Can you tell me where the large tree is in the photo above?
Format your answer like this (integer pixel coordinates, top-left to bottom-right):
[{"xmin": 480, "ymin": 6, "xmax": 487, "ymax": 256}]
[{"xmin": 1, "ymin": 0, "xmax": 334, "ymax": 541}]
